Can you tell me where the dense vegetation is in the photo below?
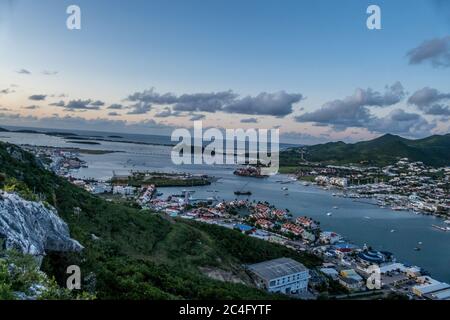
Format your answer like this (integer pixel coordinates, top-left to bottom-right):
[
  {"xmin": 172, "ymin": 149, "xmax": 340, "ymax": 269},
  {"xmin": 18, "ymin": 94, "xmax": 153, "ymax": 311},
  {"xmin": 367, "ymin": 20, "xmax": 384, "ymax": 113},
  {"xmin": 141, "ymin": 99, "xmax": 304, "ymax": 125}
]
[
  {"xmin": 0, "ymin": 142, "xmax": 321, "ymax": 299},
  {"xmin": 280, "ymin": 133, "xmax": 450, "ymax": 168},
  {"xmin": 0, "ymin": 248, "xmax": 93, "ymax": 300}
]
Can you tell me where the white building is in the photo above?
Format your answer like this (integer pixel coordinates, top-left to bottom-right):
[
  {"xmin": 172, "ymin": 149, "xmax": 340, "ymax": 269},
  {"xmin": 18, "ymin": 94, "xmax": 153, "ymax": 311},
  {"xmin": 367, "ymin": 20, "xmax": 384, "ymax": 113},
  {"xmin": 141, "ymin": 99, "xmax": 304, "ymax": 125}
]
[
  {"xmin": 413, "ymin": 276, "xmax": 450, "ymax": 298},
  {"xmin": 247, "ymin": 258, "xmax": 309, "ymax": 295},
  {"xmin": 113, "ymin": 185, "xmax": 136, "ymax": 196}
]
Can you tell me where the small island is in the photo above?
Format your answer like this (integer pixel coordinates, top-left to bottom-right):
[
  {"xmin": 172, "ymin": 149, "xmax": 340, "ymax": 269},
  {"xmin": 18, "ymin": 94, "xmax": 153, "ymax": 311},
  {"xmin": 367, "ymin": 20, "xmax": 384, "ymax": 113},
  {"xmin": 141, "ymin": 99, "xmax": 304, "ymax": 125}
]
[{"xmin": 110, "ymin": 171, "xmax": 214, "ymax": 187}]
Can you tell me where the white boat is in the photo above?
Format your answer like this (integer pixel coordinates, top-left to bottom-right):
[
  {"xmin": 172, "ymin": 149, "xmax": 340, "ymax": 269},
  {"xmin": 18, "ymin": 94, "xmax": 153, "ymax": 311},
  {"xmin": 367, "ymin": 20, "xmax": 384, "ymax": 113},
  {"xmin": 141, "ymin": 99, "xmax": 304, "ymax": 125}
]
[
  {"xmin": 390, "ymin": 229, "xmax": 396, "ymax": 233},
  {"xmin": 326, "ymin": 212, "xmax": 333, "ymax": 216},
  {"xmin": 333, "ymin": 206, "xmax": 339, "ymax": 209},
  {"xmin": 282, "ymin": 187, "xmax": 288, "ymax": 191}
]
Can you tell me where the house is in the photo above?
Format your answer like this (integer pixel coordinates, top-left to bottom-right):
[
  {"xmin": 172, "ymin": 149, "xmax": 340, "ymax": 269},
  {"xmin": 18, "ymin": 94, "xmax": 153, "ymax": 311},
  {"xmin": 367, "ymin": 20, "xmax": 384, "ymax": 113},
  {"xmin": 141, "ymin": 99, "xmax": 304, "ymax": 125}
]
[
  {"xmin": 320, "ymin": 231, "xmax": 343, "ymax": 244},
  {"xmin": 247, "ymin": 258, "xmax": 309, "ymax": 295},
  {"xmin": 339, "ymin": 277, "xmax": 364, "ymax": 291},
  {"xmin": 320, "ymin": 268, "xmax": 339, "ymax": 280}
]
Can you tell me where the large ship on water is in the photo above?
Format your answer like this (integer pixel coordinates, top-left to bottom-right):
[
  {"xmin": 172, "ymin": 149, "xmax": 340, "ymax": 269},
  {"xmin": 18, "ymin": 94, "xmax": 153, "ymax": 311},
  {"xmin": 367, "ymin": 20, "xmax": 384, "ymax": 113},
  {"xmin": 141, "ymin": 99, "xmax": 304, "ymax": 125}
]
[{"xmin": 233, "ymin": 166, "xmax": 268, "ymax": 178}]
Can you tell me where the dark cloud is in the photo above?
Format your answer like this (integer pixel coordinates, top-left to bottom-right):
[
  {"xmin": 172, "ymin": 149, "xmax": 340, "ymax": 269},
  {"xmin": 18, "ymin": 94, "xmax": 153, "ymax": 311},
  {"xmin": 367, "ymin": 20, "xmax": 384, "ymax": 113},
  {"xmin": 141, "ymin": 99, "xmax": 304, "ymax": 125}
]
[
  {"xmin": 127, "ymin": 102, "xmax": 152, "ymax": 115},
  {"xmin": 90, "ymin": 100, "xmax": 105, "ymax": 107},
  {"xmin": 295, "ymin": 82, "xmax": 405, "ymax": 128},
  {"xmin": 240, "ymin": 117, "xmax": 258, "ymax": 123},
  {"xmin": 127, "ymin": 88, "xmax": 303, "ymax": 116},
  {"xmin": 108, "ymin": 112, "xmax": 120, "ymax": 116},
  {"xmin": 368, "ymin": 109, "xmax": 435, "ymax": 137},
  {"xmin": 223, "ymin": 91, "xmax": 303, "ymax": 117},
  {"xmin": 49, "ymin": 100, "xmax": 66, "ymax": 107},
  {"xmin": 406, "ymin": 36, "xmax": 450, "ymax": 67},
  {"xmin": 408, "ymin": 87, "xmax": 450, "ymax": 116},
  {"xmin": 64, "ymin": 99, "xmax": 102, "ymax": 111},
  {"xmin": 173, "ymin": 91, "xmax": 237, "ymax": 113},
  {"xmin": 108, "ymin": 104, "xmax": 124, "ymax": 110},
  {"xmin": 16, "ymin": 69, "xmax": 31, "ymax": 75},
  {"xmin": 189, "ymin": 114, "xmax": 205, "ymax": 121},
  {"xmin": 29, "ymin": 94, "xmax": 47, "ymax": 101}
]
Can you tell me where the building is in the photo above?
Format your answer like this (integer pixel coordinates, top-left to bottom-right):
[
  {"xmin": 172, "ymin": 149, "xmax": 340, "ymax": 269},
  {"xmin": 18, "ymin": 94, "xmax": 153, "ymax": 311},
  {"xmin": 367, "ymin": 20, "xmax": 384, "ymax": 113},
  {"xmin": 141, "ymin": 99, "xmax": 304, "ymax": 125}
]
[
  {"xmin": 320, "ymin": 267, "xmax": 339, "ymax": 280},
  {"xmin": 247, "ymin": 258, "xmax": 309, "ymax": 295},
  {"xmin": 412, "ymin": 276, "xmax": 450, "ymax": 298}
]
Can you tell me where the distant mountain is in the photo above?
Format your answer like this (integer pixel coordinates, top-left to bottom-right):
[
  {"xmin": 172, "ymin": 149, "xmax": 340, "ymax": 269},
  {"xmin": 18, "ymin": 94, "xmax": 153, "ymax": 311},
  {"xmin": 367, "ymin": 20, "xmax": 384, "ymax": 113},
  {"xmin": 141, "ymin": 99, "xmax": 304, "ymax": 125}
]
[
  {"xmin": 0, "ymin": 127, "xmax": 10, "ymax": 132},
  {"xmin": 280, "ymin": 133, "xmax": 450, "ymax": 167}
]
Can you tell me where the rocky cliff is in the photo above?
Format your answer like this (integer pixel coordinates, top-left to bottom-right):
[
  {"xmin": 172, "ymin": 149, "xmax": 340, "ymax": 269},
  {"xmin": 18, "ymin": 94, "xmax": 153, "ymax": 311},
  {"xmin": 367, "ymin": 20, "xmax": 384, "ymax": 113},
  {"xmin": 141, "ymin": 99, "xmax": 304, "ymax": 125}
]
[{"xmin": 0, "ymin": 191, "xmax": 83, "ymax": 256}]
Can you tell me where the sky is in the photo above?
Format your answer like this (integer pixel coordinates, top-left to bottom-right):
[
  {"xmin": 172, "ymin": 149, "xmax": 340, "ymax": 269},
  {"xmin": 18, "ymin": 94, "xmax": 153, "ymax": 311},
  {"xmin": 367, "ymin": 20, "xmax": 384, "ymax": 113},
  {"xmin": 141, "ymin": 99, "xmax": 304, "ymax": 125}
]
[{"xmin": 0, "ymin": 0, "xmax": 449, "ymax": 144}]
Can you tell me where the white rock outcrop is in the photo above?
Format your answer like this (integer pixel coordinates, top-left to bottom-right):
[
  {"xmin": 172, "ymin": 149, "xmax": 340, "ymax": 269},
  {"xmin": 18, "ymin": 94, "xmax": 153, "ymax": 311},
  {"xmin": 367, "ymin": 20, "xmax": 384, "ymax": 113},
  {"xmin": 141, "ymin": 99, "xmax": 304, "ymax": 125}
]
[{"xmin": 0, "ymin": 191, "xmax": 83, "ymax": 256}]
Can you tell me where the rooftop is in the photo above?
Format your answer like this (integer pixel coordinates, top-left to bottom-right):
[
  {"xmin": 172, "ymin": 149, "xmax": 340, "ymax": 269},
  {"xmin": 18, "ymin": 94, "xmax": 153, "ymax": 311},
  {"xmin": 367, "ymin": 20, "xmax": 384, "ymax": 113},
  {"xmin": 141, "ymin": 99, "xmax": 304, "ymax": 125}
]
[{"xmin": 247, "ymin": 257, "xmax": 308, "ymax": 281}]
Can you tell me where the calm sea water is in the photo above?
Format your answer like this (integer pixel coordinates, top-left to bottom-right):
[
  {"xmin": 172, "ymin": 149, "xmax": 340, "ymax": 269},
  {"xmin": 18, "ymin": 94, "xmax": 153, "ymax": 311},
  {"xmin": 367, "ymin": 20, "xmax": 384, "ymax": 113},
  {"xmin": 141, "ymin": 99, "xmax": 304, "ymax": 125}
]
[{"xmin": 1, "ymin": 131, "xmax": 449, "ymax": 282}]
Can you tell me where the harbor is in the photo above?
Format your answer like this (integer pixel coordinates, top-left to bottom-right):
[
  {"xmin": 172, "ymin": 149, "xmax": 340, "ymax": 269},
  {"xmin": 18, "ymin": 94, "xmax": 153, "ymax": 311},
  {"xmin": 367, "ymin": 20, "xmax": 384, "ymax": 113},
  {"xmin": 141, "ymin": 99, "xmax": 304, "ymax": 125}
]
[{"xmin": 1, "ymin": 130, "xmax": 450, "ymax": 284}]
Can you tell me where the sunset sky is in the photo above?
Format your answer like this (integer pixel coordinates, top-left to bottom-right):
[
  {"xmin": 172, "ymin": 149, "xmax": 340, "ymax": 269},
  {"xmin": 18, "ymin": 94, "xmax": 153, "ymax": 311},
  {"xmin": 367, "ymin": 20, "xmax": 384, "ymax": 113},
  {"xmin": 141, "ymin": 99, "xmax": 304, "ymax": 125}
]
[{"xmin": 0, "ymin": 0, "xmax": 449, "ymax": 144}]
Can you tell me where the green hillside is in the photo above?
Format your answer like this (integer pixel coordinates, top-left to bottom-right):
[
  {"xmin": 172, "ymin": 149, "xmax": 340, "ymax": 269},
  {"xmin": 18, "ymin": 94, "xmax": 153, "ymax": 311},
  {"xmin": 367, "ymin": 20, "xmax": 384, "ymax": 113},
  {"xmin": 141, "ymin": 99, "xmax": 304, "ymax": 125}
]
[
  {"xmin": 0, "ymin": 142, "xmax": 321, "ymax": 299},
  {"xmin": 281, "ymin": 133, "xmax": 450, "ymax": 167}
]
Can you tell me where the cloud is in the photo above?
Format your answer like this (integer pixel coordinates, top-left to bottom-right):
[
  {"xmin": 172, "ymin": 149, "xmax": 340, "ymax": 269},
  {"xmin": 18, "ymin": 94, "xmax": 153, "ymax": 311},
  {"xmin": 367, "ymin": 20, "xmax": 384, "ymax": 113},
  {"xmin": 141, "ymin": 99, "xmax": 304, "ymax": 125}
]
[
  {"xmin": 295, "ymin": 82, "xmax": 405, "ymax": 128},
  {"xmin": 154, "ymin": 107, "xmax": 181, "ymax": 118},
  {"xmin": 0, "ymin": 113, "xmax": 176, "ymax": 135},
  {"xmin": 127, "ymin": 88, "xmax": 178, "ymax": 105},
  {"xmin": 408, "ymin": 87, "xmax": 450, "ymax": 116},
  {"xmin": 189, "ymin": 114, "xmax": 205, "ymax": 121},
  {"xmin": 63, "ymin": 99, "xmax": 102, "ymax": 111},
  {"xmin": 90, "ymin": 100, "xmax": 105, "ymax": 107},
  {"xmin": 294, "ymin": 83, "xmax": 434, "ymax": 137},
  {"xmin": 127, "ymin": 102, "xmax": 152, "ymax": 115},
  {"xmin": 127, "ymin": 88, "xmax": 303, "ymax": 116},
  {"xmin": 368, "ymin": 109, "xmax": 435, "ymax": 137},
  {"xmin": 28, "ymin": 94, "xmax": 47, "ymax": 101},
  {"xmin": 172, "ymin": 91, "xmax": 238, "ymax": 113},
  {"xmin": 240, "ymin": 117, "xmax": 258, "ymax": 123},
  {"xmin": 42, "ymin": 70, "xmax": 58, "ymax": 76},
  {"xmin": 223, "ymin": 91, "xmax": 303, "ymax": 117},
  {"xmin": 23, "ymin": 105, "xmax": 40, "ymax": 110},
  {"xmin": 406, "ymin": 36, "xmax": 450, "ymax": 67},
  {"xmin": 49, "ymin": 100, "xmax": 66, "ymax": 107},
  {"xmin": 16, "ymin": 69, "xmax": 31, "ymax": 75},
  {"xmin": 0, "ymin": 88, "xmax": 14, "ymax": 95},
  {"xmin": 108, "ymin": 103, "xmax": 124, "ymax": 110}
]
